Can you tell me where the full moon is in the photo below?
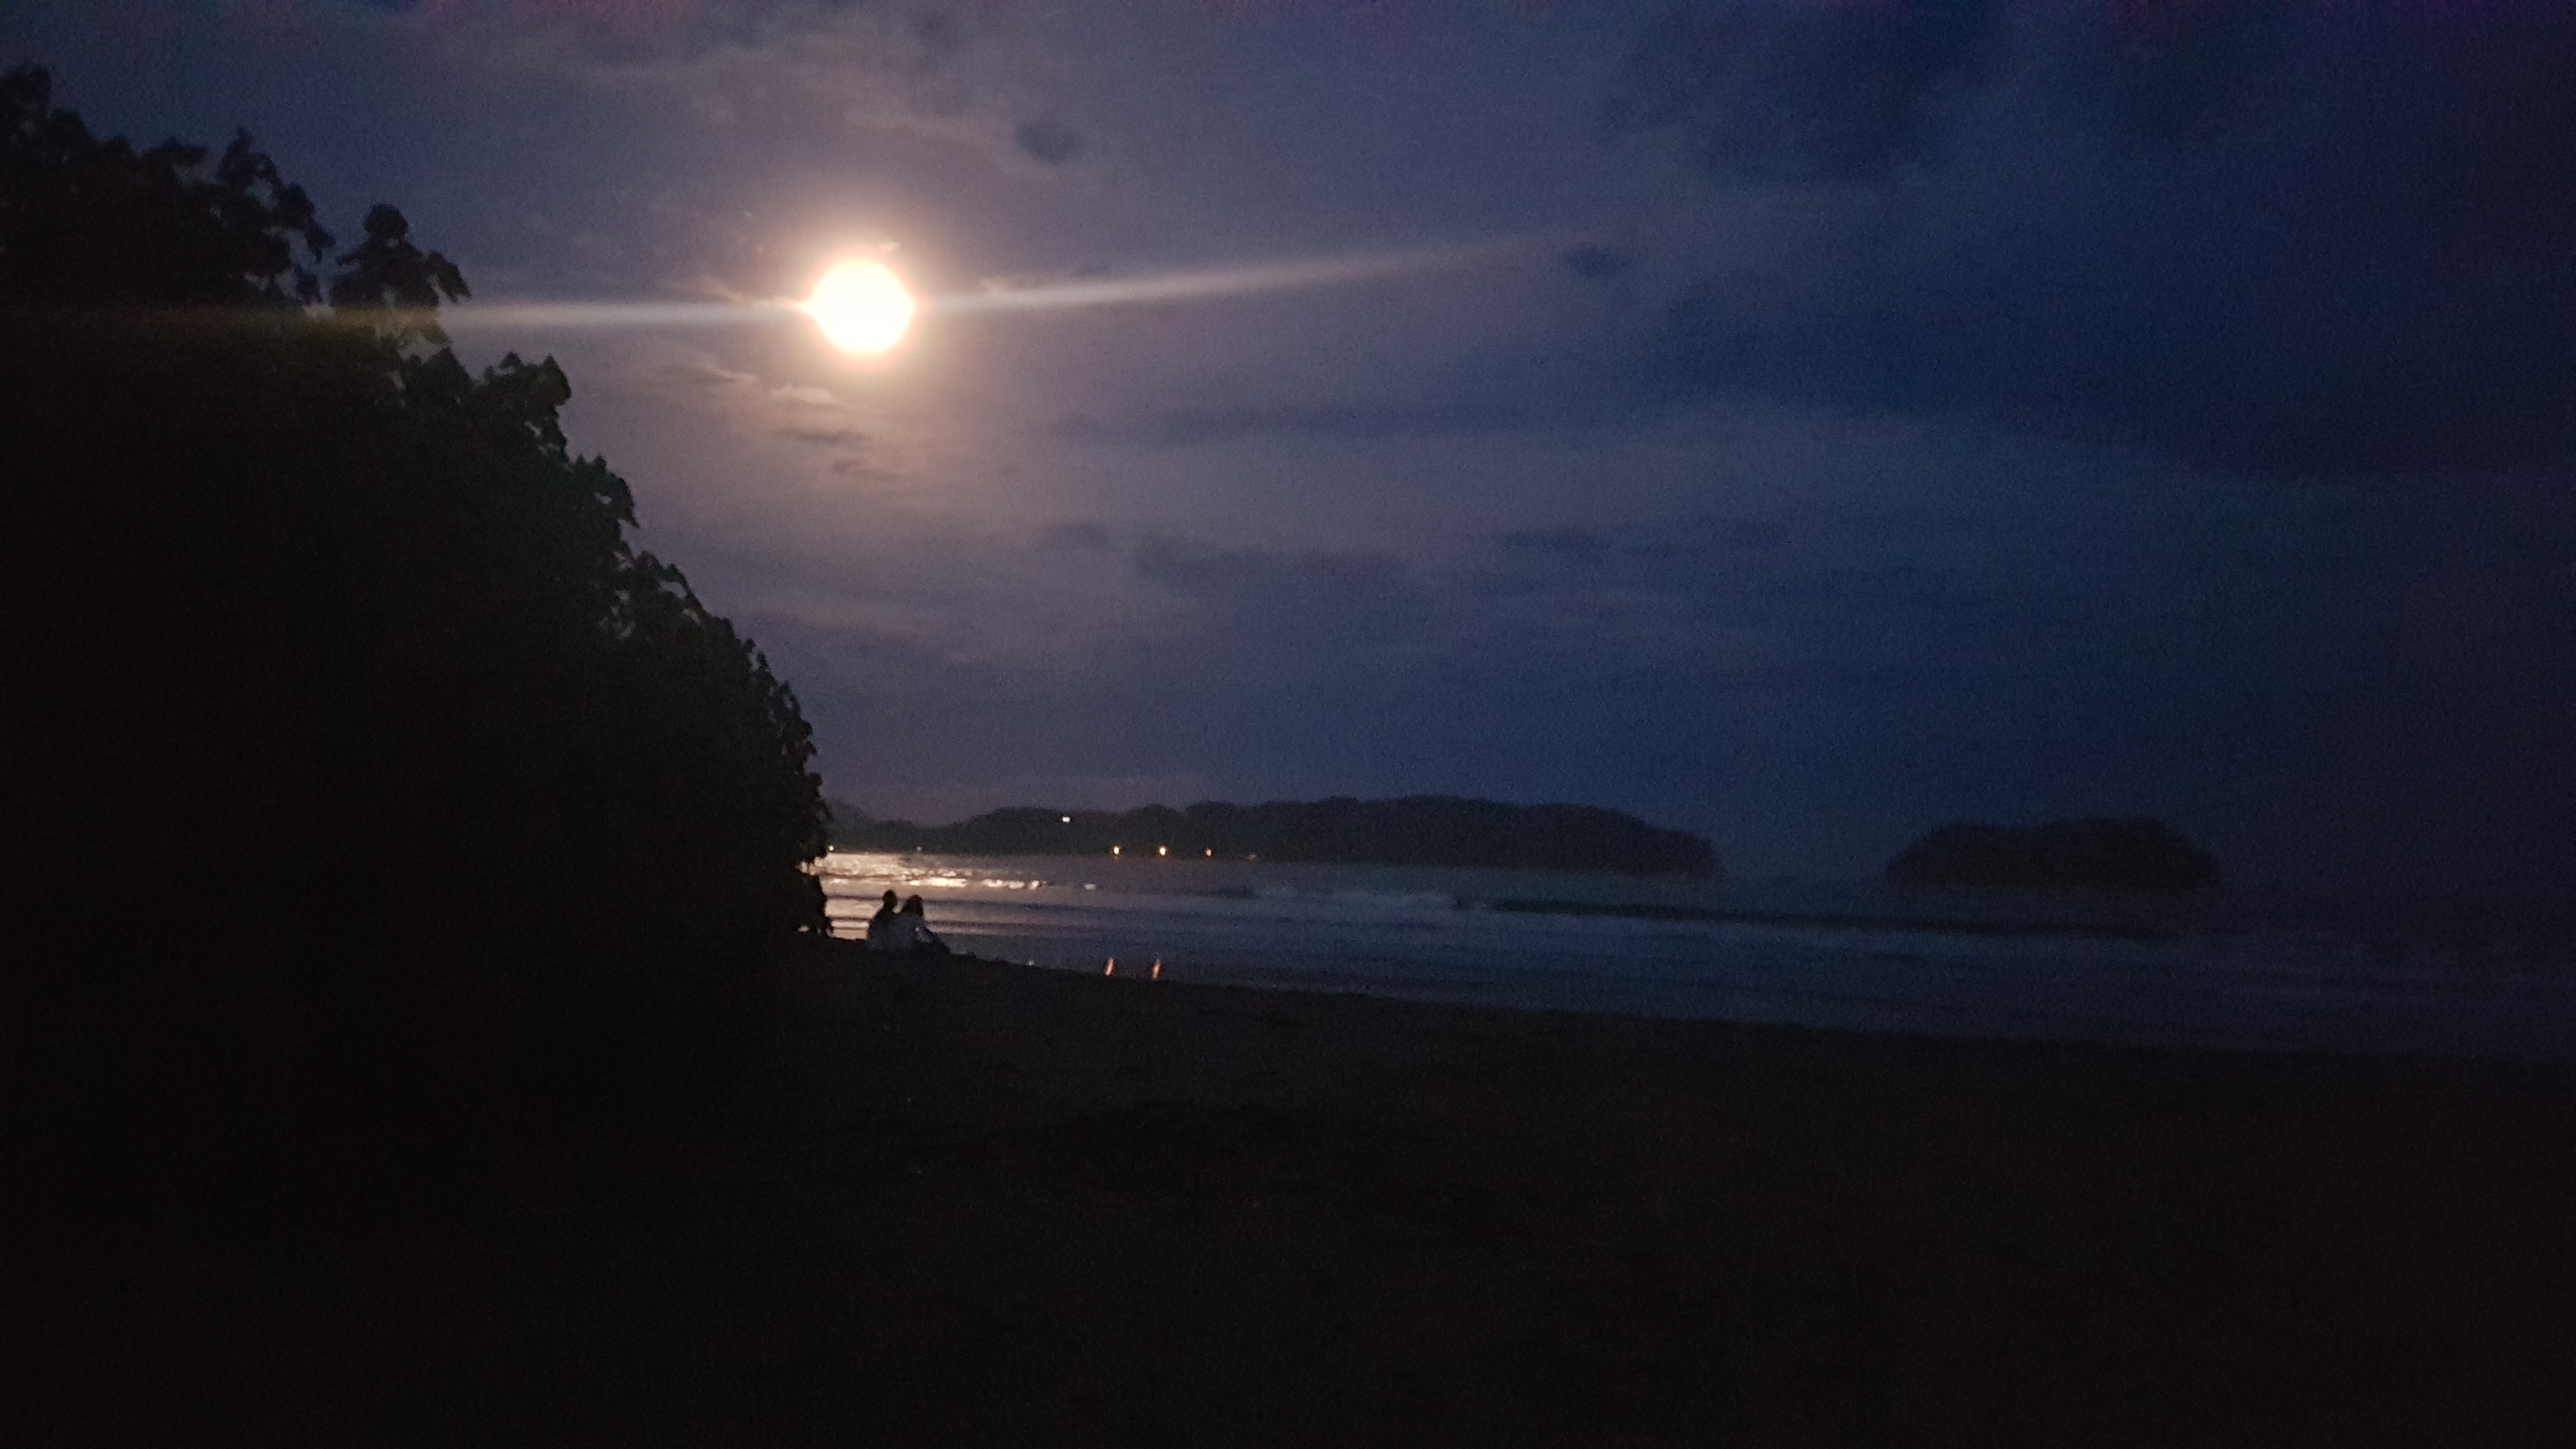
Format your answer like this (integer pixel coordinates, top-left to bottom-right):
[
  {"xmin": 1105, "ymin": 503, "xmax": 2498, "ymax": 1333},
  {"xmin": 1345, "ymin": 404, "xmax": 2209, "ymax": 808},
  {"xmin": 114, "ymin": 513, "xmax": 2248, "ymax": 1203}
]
[{"xmin": 806, "ymin": 258, "xmax": 915, "ymax": 354}]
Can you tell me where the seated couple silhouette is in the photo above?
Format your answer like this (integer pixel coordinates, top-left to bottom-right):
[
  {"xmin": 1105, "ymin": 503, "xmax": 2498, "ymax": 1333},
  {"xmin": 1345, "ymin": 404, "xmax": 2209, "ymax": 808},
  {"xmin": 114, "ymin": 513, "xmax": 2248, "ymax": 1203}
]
[{"xmin": 866, "ymin": 891, "xmax": 949, "ymax": 956}]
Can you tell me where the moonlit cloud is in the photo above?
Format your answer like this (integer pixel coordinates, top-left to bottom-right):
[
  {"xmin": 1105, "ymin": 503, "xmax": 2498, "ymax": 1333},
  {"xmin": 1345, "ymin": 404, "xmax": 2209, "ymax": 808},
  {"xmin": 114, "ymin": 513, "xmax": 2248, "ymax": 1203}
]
[{"xmin": 930, "ymin": 239, "xmax": 1532, "ymax": 316}]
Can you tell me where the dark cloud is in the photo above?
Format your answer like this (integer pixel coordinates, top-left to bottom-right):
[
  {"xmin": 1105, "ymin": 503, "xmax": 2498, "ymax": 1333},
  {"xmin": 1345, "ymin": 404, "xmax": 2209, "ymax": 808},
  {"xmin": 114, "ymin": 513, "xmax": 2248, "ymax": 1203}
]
[
  {"xmin": 1038, "ymin": 521, "xmax": 1114, "ymax": 551},
  {"xmin": 1724, "ymin": 517, "xmax": 1790, "ymax": 551},
  {"xmin": 1622, "ymin": 5, "xmax": 2576, "ymax": 475},
  {"xmin": 2052, "ymin": 0, "xmax": 2290, "ymax": 145},
  {"xmin": 1133, "ymin": 537, "xmax": 1420, "ymax": 618},
  {"xmin": 1610, "ymin": 0, "xmax": 2005, "ymax": 183},
  {"xmin": 1013, "ymin": 118, "xmax": 1084, "ymax": 165},
  {"xmin": 1498, "ymin": 525, "xmax": 1607, "ymax": 558},
  {"xmin": 778, "ymin": 426, "xmax": 865, "ymax": 447},
  {"xmin": 1057, "ymin": 394, "xmax": 1540, "ymax": 447},
  {"xmin": 646, "ymin": 361, "xmax": 751, "ymax": 393},
  {"xmin": 1560, "ymin": 244, "xmax": 1632, "ymax": 283},
  {"xmin": 1128, "ymin": 538, "xmax": 1436, "ymax": 696},
  {"xmin": 1003, "ymin": 17, "xmax": 2575, "ymax": 480},
  {"xmin": 908, "ymin": 8, "xmax": 967, "ymax": 60}
]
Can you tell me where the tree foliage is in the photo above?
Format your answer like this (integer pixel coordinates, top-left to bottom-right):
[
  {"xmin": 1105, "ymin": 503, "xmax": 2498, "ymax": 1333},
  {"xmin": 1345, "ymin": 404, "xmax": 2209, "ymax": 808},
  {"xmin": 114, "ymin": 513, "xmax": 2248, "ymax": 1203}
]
[{"xmin": 0, "ymin": 66, "xmax": 825, "ymax": 1211}]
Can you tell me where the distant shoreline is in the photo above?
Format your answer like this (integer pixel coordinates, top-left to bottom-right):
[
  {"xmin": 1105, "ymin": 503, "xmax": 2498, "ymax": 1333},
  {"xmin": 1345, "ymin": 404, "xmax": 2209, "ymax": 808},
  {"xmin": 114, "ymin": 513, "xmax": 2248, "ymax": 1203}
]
[{"xmin": 827, "ymin": 795, "xmax": 1721, "ymax": 878}]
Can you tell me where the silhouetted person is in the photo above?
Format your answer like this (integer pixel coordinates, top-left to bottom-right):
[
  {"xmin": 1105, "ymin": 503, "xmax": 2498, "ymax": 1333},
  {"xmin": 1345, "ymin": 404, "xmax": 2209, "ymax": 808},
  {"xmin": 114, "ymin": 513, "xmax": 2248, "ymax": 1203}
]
[
  {"xmin": 898, "ymin": 894, "xmax": 949, "ymax": 956},
  {"xmin": 864, "ymin": 889, "xmax": 900, "ymax": 950}
]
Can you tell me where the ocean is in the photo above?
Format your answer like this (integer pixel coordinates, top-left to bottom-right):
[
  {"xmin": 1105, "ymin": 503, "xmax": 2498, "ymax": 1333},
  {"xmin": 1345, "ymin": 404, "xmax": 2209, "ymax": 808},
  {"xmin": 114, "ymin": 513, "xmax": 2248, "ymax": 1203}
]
[{"xmin": 816, "ymin": 852, "xmax": 2576, "ymax": 1061}]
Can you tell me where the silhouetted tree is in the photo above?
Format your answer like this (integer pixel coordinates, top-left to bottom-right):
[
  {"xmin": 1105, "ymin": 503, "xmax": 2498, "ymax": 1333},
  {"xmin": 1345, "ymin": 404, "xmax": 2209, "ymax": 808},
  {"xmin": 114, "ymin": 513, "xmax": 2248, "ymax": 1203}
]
[{"xmin": 0, "ymin": 65, "xmax": 824, "ymax": 1216}]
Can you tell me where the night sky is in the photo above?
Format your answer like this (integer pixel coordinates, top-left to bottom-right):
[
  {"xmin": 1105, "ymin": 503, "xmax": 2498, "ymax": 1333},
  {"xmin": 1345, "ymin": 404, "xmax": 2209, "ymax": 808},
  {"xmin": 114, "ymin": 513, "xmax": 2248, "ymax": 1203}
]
[{"xmin": 10, "ymin": 1, "xmax": 2572, "ymax": 892}]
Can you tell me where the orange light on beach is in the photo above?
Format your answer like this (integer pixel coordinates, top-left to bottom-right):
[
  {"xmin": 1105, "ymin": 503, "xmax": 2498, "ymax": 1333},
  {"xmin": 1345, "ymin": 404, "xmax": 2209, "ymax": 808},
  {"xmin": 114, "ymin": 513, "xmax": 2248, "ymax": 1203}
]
[
  {"xmin": 1105, "ymin": 958, "xmax": 1116, "ymax": 976},
  {"xmin": 1151, "ymin": 960, "xmax": 1162, "ymax": 980},
  {"xmin": 1158, "ymin": 845, "xmax": 1169, "ymax": 857}
]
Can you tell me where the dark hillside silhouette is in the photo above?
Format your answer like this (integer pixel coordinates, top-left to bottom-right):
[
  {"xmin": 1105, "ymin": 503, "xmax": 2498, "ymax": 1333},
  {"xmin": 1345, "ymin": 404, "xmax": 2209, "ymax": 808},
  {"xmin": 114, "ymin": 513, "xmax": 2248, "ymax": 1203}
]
[
  {"xmin": 833, "ymin": 796, "xmax": 1721, "ymax": 877},
  {"xmin": 1887, "ymin": 818, "xmax": 2221, "ymax": 893},
  {"xmin": 0, "ymin": 66, "xmax": 824, "ymax": 1214}
]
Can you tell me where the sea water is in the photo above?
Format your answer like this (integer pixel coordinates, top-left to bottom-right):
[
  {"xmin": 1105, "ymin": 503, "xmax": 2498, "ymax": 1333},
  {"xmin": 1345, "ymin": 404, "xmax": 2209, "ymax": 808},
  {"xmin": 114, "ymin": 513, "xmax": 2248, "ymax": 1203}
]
[{"xmin": 816, "ymin": 852, "xmax": 2576, "ymax": 1061}]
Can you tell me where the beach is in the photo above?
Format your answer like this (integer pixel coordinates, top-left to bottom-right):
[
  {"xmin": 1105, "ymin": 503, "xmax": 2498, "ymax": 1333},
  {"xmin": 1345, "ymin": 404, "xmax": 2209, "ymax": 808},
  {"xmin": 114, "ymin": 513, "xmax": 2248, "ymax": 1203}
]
[{"xmin": 16, "ymin": 940, "xmax": 2576, "ymax": 1445}]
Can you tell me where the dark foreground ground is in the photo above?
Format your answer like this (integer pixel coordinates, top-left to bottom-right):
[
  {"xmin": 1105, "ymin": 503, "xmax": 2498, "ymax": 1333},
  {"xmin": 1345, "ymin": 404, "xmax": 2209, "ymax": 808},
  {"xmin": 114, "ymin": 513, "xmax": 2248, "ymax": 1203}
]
[{"xmin": 14, "ymin": 942, "xmax": 2576, "ymax": 1446}]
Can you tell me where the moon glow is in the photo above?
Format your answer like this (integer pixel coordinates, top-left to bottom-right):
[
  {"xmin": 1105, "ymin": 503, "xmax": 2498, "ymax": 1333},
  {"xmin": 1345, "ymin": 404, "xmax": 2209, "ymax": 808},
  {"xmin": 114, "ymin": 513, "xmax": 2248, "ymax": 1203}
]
[
  {"xmin": 806, "ymin": 258, "xmax": 915, "ymax": 353},
  {"xmin": 431, "ymin": 240, "xmax": 1512, "ymax": 349}
]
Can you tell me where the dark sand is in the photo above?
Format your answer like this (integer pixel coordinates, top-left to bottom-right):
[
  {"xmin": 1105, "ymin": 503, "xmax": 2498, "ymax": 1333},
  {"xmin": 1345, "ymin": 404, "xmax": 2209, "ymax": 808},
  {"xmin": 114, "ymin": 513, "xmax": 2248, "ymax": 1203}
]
[{"xmin": 17, "ymin": 942, "xmax": 2576, "ymax": 1445}]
